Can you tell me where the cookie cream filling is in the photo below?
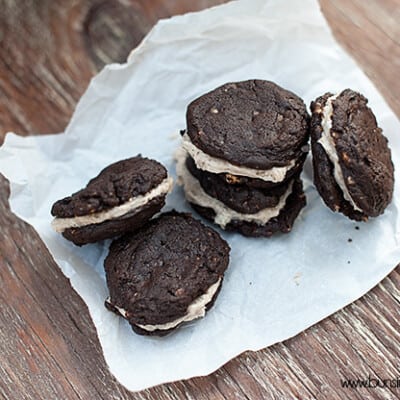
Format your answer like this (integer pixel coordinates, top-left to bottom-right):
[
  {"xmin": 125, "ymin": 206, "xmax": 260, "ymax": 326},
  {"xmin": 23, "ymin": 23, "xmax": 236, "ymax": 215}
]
[
  {"xmin": 106, "ymin": 278, "xmax": 222, "ymax": 332},
  {"xmin": 105, "ymin": 298, "xmax": 128, "ymax": 318},
  {"xmin": 318, "ymin": 94, "xmax": 362, "ymax": 212},
  {"xmin": 51, "ymin": 177, "xmax": 173, "ymax": 232},
  {"xmin": 181, "ymin": 132, "xmax": 296, "ymax": 183},
  {"xmin": 176, "ymin": 148, "xmax": 293, "ymax": 228}
]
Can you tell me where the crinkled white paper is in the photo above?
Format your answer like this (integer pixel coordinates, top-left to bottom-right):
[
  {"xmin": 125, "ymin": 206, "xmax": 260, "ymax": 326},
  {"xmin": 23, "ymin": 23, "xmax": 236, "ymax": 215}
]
[{"xmin": 1, "ymin": 0, "xmax": 399, "ymax": 392}]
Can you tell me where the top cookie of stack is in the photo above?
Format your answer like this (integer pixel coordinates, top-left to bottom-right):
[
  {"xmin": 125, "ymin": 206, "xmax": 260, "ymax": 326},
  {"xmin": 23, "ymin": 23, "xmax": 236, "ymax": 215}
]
[{"xmin": 176, "ymin": 80, "xmax": 310, "ymax": 237}]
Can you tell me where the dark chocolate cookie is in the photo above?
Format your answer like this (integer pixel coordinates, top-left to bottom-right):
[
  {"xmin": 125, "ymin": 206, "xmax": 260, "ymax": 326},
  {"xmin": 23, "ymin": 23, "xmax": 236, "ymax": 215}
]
[
  {"xmin": 52, "ymin": 156, "xmax": 167, "ymax": 217},
  {"xmin": 186, "ymin": 80, "xmax": 310, "ymax": 170},
  {"xmin": 190, "ymin": 178, "xmax": 306, "ymax": 237},
  {"xmin": 51, "ymin": 156, "xmax": 172, "ymax": 245},
  {"xmin": 104, "ymin": 211, "xmax": 230, "ymax": 336},
  {"xmin": 61, "ymin": 196, "xmax": 164, "ymax": 246},
  {"xmin": 310, "ymin": 89, "xmax": 394, "ymax": 221},
  {"xmin": 186, "ymin": 156, "xmax": 291, "ymax": 214}
]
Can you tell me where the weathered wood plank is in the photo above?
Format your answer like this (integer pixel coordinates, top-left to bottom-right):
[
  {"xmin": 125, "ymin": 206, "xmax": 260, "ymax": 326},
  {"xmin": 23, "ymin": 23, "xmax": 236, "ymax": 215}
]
[{"xmin": 320, "ymin": 0, "xmax": 400, "ymax": 117}]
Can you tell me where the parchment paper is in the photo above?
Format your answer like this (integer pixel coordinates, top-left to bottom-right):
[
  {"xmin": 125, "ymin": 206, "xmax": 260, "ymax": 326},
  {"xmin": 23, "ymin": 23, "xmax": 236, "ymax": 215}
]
[{"xmin": 1, "ymin": 0, "xmax": 399, "ymax": 391}]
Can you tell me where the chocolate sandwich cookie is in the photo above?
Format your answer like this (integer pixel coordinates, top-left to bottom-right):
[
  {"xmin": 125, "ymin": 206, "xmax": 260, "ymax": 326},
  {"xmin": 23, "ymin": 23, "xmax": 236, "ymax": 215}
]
[
  {"xmin": 310, "ymin": 89, "xmax": 394, "ymax": 221},
  {"xmin": 186, "ymin": 155, "xmax": 290, "ymax": 214},
  {"xmin": 183, "ymin": 79, "xmax": 310, "ymax": 185},
  {"xmin": 190, "ymin": 178, "xmax": 306, "ymax": 237},
  {"xmin": 51, "ymin": 156, "xmax": 173, "ymax": 245},
  {"xmin": 176, "ymin": 149, "xmax": 306, "ymax": 237},
  {"xmin": 104, "ymin": 212, "xmax": 230, "ymax": 336}
]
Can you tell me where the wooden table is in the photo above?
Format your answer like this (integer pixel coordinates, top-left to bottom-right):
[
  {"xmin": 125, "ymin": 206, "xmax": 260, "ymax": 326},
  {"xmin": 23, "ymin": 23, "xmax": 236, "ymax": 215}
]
[{"xmin": 1, "ymin": 1, "xmax": 399, "ymax": 399}]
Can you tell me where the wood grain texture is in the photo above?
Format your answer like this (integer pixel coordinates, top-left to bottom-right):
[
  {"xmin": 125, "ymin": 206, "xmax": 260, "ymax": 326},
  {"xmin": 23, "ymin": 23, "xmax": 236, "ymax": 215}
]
[{"xmin": 0, "ymin": 0, "xmax": 399, "ymax": 399}]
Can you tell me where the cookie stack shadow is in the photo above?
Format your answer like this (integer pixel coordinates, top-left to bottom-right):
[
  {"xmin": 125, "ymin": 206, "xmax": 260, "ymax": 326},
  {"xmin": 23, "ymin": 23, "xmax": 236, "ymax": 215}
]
[{"xmin": 176, "ymin": 80, "xmax": 310, "ymax": 237}]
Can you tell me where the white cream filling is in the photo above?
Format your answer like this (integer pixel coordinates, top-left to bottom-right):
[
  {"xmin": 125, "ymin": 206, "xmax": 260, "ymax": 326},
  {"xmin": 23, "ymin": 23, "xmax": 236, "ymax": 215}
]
[
  {"xmin": 105, "ymin": 298, "xmax": 128, "ymax": 318},
  {"xmin": 318, "ymin": 94, "xmax": 362, "ymax": 212},
  {"xmin": 51, "ymin": 177, "xmax": 173, "ymax": 232},
  {"xmin": 137, "ymin": 278, "xmax": 222, "ymax": 332},
  {"xmin": 176, "ymin": 148, "xmax": 293, "ymax": 228},
  {"xmin": 106, "ymin": 278, "xmax": 222, "ymax": 332},
  {"xmin": 181, "ymin": 132, "xmax": 295, "ymax": 183}
]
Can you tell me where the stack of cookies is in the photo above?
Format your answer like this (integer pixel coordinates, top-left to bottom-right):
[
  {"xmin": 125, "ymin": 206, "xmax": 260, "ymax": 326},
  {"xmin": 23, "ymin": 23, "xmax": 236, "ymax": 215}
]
[{"xmin": 176, "ymin": 80, "xmax": 310, "ymax": 237}]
